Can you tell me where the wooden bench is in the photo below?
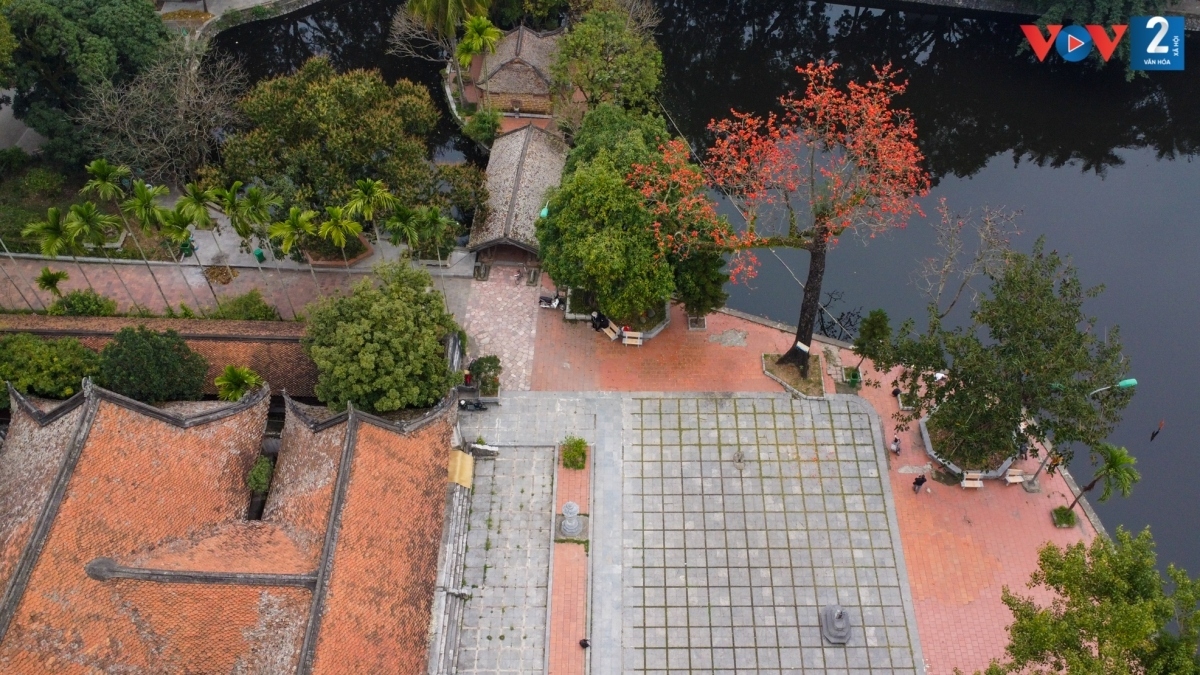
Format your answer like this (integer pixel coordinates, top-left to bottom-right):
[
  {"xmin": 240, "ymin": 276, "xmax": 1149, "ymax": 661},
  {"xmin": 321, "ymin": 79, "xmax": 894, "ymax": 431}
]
[
  {"xmin": 961, "ymin": 471, "xmax": 984, "ymax": 489},
  {"xmin": 601, "ymin": 324, "xmax": 620, "ymax": 341},
  {"xmin": 622, "ymin": 330, "xmax": 644, "ymax": 346},
  {"xmin": 1005, "ymin": 468, "xmax": 1026, "ymax": 485}
]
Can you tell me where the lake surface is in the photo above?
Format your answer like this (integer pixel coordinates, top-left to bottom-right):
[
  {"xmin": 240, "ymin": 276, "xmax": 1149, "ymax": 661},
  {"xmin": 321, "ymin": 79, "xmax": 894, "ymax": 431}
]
[{"xmin": 215, "ymin": 0, "xmax": 1200, "ymax": 573}]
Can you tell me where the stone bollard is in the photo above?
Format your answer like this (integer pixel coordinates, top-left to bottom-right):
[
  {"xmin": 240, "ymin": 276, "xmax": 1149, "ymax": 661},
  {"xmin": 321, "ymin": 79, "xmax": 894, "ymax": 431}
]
[{"xmin": 560, "ymin": 501, "xmax": 583, "ymax": 537}]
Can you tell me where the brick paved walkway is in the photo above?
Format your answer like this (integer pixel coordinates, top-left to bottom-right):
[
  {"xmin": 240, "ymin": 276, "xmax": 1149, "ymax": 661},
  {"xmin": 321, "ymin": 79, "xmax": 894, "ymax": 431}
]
[
  {"xmin": 549, "ymin": 447, "xmax": 592, "ymax": 675},
  {"xmin": 852, "ymin": 352, "xmax": 1097, "ymax": 675},
  {"xmin": 461, "ymin": 274, "xmax": 542, "ymax": 391}
]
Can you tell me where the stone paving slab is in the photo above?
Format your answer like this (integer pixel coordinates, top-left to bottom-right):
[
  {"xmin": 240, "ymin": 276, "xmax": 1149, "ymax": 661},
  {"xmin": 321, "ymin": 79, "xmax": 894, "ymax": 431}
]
[{"xmin": 460, "ymin": 276, "xmax": 543, "ymax": 392}]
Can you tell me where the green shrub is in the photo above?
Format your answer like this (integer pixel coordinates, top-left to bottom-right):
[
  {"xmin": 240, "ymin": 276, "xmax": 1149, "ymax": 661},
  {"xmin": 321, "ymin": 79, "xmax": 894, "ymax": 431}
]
[
  {"xmin": 246, "ymin": 455, "xmax": 274, "ymax": 494},
  {"xmin": 205, "ymin": 289, "xmax": 281, "ymax": 321},
  {"xmin": 562, "ymin": 435, "xmax": 587, "ymax": 470},
  {"xmin": 464, "ymin": 107, "xmax": 501, "ymax": 146},
  {"xmin": 48, "ymin": 289, "xmax": 118, "ymax": 317},
  {"xmin": 98, "ymin": 326, "xmax": 209, "ymax": 403},
  {"xmin": 468, "ymin": 355, "xmax": 502, "ymax": 396},
  {"xmin": 0, "ymin": 333, "xmax": 100, "ymax": 407},
  {"xmin": 215, "ymin": 365, "xmax": 264, "ymax": 401},
  {"xmin": 19, "ymin": 168, "xmax": 66, "ymax": 198},
  {"xmin": 1052, "ymin": 505, "xmax": 1077, "ymax": 527},
  {"xmin": 0, "ymin": 148, "xmax": 30, "ymax": 178},
  {"xmin": 302, "ymin": 232, "xmax": 365, "ymax": 260}
]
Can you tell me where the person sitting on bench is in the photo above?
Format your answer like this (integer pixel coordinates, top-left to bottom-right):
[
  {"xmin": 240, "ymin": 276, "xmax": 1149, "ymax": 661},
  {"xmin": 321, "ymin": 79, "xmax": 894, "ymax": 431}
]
[{"xmin": 590, "ymin": 311, "xmax": 610, "ymax": 332}]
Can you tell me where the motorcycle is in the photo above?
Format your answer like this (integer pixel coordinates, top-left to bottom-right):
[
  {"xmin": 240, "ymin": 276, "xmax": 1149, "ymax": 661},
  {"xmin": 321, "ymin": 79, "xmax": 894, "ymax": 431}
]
[
  {"xmin": 538, "ymin": 295, "xmax": 563, "ymax": 309},
  {"xmin": 459, "ymin": 398, "xmax": 487, "ymax": 412}
]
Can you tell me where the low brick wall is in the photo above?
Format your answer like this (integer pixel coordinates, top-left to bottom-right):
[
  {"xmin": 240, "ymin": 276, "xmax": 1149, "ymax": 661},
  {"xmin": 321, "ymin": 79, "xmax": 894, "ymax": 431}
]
[{"xmin": 0, "ymin": 315, "xmax": 318, "ymax": 398}]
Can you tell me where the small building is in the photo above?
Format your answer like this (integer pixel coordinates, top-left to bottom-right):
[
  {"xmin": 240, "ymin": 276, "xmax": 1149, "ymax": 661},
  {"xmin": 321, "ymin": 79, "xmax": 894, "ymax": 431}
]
[
  {"xmin": 0, "ymin": 381, "xmax": 472, "ymax": 673},
  {"xmin": 469, "ymin": 124, "xmax": 568, "ymax": 264},
  {"xmin": 476, "ymin": 26, "xmax": 562, "ymax": 116}
]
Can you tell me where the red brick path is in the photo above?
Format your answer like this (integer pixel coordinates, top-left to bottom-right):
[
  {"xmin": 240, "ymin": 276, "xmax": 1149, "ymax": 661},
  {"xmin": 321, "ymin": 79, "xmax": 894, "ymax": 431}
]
[
  {"xmin": 556, "ymin": 448, "xmax": 590, "ymax": 513},
  {"xmin": 548, "ymin": 543, "xmax": 588, "ymax": 675}
]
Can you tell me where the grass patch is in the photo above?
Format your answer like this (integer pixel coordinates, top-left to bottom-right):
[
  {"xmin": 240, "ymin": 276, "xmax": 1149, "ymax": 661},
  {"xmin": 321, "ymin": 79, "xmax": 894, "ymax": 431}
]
[
  {"xmin": 764, "ymin": 354, "xmax": 824, "ymax": 397},
  {"xmin": 561, "ymin": 435, "xmax": 587, "ymax": 470},
  {"xmin": 931, "ymin": 468, "xmax": 962, "ymax": 486},
  {"xmin": 1052, "ymin": 506, "xmax": 1077, "ymax": 527}
]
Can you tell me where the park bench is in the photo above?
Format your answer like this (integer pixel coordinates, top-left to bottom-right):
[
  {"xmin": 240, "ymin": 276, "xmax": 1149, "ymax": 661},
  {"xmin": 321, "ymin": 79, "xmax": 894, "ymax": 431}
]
[
  {"xmin": 622, "ymin": 330, "xmax": 645, "ymax": 346},
  {"xmin": 602, "ymin": 324, "xmax": 620, "ymax": 341},
  {"xmin": 961, "ymin": 471, "xmax": 984, "ymax": 489},
  {"xmin": 1005, "ymin": 468, "xmax": 1026, "ymax": 485}
]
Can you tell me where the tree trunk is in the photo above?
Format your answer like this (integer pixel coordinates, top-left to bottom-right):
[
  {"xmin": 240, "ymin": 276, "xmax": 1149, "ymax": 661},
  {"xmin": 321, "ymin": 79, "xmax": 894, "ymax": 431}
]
[
  {"xmin": 71, "ymin": 255, "xmax": 96, "ymax": 294},
  {"xmin": 777, "ymin": 235, "xmax": 828, "ymax": 378},
  {"xmin": 269, "ymin": 247, "xmax": 298, "ymax": 319},
  {"xmin": 1067, "ymin": 477, "xmax": 1100, "ymax": 512},
  {"xmin": 163, "ymin": 239, "xmax": 207, "ymax": 311},
  {"xmin": 100, "ymin": 249, "xmax": 142, "ymax": 312},
  {"xmin": 341, "ymin": 248, "xmax": 350, "ymax": 280}
]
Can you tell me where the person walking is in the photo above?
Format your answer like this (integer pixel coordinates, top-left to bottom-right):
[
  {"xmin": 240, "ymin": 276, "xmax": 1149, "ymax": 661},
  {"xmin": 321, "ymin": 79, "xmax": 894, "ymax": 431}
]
[
  {"xmin": 890, "ymin": 435, "xmax": 901, "ymax": 455},
  {"xmin": 912, "ymin": 474, "xmax": 927, "ymax": 493}
]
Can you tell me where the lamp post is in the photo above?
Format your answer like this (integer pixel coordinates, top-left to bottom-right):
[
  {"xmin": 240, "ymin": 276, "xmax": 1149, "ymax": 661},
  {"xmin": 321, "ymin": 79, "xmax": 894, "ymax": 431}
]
[{"xmin": 1024, "ymin": 378, "xmax": 1138, "ymax": 493}]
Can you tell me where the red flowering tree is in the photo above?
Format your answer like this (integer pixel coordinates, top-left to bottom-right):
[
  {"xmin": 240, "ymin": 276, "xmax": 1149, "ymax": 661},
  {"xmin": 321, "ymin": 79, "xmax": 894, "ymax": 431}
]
[{"xmin": 701, "ymin": 61, "xmax": 930, "ymax": 376}]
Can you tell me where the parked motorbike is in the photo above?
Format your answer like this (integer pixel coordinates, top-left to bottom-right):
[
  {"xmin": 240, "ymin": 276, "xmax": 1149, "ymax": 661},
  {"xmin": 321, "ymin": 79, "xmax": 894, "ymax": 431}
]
[
  {"xmin": 538, "ymin": 295, "xmax": 562, "ymax": 309},
  {"xmin": 459, "ymin": 398, "xmax": 487, "ymax": 412}
]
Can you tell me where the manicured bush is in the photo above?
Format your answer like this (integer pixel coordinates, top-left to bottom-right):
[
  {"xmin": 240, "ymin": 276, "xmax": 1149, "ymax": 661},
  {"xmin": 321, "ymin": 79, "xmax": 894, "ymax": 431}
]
[
  {"xmin": 562, "ymin": 435, "xmax": 587, "ymax": 470},
  {"xmin": 468, "ymin": 355, "xmax": 502, "ymax": 396},
  {"xmin": 98, "ymin": 326, "xmax": 208, "ymax": 403},
  {"xmin": 205, "ymin": 289, "xmax": 281, "ymax": 321},
  {"xmin": 0, "ymin": 333, "xmax": 100, "ymax": 407},
  {"xmin": 48, "ymin": 289, "xmax": 118, "ymax": 317},
  {"xmin": 303, "ymin": 262, "xmax": 460, "ymax": 412},
  {"xmin": 246, "ymin": 455, "xmax": 274, "ymax": 494},
  {"xmin": 215, "ymin": 365, "xmax": 264, "ymax": 401}
]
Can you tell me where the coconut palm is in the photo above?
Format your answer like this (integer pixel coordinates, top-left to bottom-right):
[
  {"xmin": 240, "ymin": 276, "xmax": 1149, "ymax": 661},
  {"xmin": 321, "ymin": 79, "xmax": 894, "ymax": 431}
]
[
  {"xmin": 121, "ymin": 180, "xmax": 206, "ymax": 311},
  {"xmin": 161, "ymin": 204, "xmax": 222, "ymax": 311},
  {"xmin": 35, "ymin": 267, "xmax": 69, "ymax": 298},
  {"xmin": 23, "ymin": 207, "xmax": 96, "ymax": 294},
  {"xmin": 65, "ymin": 202, "xmax": 140, "ymax": 311},
  {"xmin": 343, "ymin": 178, "xmax": 399, "ymax": 246},
  {"xmin": 179, "ymin": 182, "xmax": 235, "ymax": 281},
  {"xmin": 212, "ymin": 181, "xmax": 283, "ymax": 311},
  {"xmin": 456, "ymin": 15, "xmax": 501, "ymax": 69},
  {"xmin": 215, "ymin": 365, "xmax": 264, "ymax": 401},
  {"xmin": 269, "ymin": 206, "xmax": 321, "ymax": 296},
  {"xmin": 82, "ymin": 159, "xmax": 171, "ymax": 310},
  {"xmin": 1066, "ymin": 443, "xmax": 1140, "ymax": 513},
  {"xmin": 318, "ymin": 206, "xmax": 362, "ymax": 280}
]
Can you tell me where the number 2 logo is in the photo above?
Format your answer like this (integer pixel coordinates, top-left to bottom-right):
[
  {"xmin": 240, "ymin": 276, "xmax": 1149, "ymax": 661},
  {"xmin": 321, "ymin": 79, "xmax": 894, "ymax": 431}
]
[
  {"xmin": 1145, "ymin": 16, "xmax": 1170, "ymax": 54},
  {"xmin": 1130, "ymin": 15, "xmax": 1184, "ymax": 71}
]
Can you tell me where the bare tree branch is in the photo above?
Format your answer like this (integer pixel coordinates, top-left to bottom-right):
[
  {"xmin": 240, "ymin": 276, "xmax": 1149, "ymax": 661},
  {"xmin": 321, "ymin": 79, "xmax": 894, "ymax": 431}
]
[
  {"xmin": 77, "ymin": 36, "xmax": 245, "ymax": 188},
  {"xmin": 388, "ymin": 7, "xmax": 452, "ymax": 62},
  {"xmin": 915, "ymin": 199, "xmax": 1021, "ymax": 320}
]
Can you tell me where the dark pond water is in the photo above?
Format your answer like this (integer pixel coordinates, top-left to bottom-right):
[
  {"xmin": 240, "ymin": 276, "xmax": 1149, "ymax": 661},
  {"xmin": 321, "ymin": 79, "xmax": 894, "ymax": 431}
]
[{"xmin": 214, "ymin": 0, "xmax": 1200, "ymax": 573}]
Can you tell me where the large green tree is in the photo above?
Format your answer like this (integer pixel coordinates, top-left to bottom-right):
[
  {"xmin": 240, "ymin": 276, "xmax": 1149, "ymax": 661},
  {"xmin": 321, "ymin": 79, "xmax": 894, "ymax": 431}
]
[
  {"xmin": 0, "ymin": 332, "xmax": 98, "ymax": 406},
  {"xmin": 98, "ymin": 326, "xmax": 208, "ymax": 404},
  {"xmin": 877, "ymin": 238, "xmax": 1132, "ymax": 468},
  {"xmin": 221, "ymin": 57, "xmax": 439, "ymax": 211},
  {"xmin": 303, "ymin": 262, "xmax": 460, "ymax": 412},
  {"xmin": 551, "ymin": 10, "xmax": 663, "ymax": 110},
  {"xmin": 970, "ymin": 528, "xmax": 1200, "ymax": 675},
  {"xmin": 1, "ymin": 0, "xmax": 167, "ymax": 166}
]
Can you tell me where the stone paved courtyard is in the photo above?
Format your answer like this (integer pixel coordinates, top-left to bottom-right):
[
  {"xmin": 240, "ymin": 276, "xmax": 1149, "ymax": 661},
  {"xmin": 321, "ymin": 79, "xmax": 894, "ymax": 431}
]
[
  {"xmin": 455, "ymin": 445, "xmax": 555, "ymax": 674},
  {"xmin": 460, "ymin": 275, "xmax": 542, "ymax": 391},
  {"xmin": 456, "ymin": 392, "xmax": 923, "ymax": 674}
]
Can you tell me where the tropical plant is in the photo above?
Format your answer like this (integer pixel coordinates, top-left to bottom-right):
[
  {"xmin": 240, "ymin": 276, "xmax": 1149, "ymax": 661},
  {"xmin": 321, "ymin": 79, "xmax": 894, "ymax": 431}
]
[
  {"xmin": 179, "ymin": 181, "xmax": 235, "ymax": 280},
  {"xmin": 269, "ymin": 206, "xmax": 321, "ymax": 293},
  {"xmin": 971, "ymin": 528, "xmax": 1200, "ymax": 674},
  {"xmin": 699, "ymin": 61, "xmax": 930, "ymax": 377},
  {"xmin": 468, "ymin": 354, "xmax": 502, "ymax": 396},
  {"xmin": 23, "ymin": 207, "xmax": 95, "ymax": 293},
  {"xmin": 121, "ymin": 180, "xmax": 207, "ymax": 311},
  {"xmin": 456, "ymin": 14, "xmax": 502, "ymax": 69},
  {"xmin": 213, "ymin": 181, "xmax": 287, "ymax": 313},
  {"xmin": 34, "ymin": 267, "xmax": 68, "ymax": 298},
  {"xmin": 343, "ymin": 178, "xmax": 399, "ymax": 246},
  {"xmin": 48, "ymin": 288, "xmax": 118, "ymax": 316},
  {"xmin": 0, "ymin": 333, "xmax": 100, "ymax": 407},
  {"xmin": 97, "ymin": 326, "xmax": 208, "ymax": 403},
  {"xmin": 246, "ymin": 455, "xmax": 274, "ymax": 494},
  {"xmin": 383, "ymin": 206, "xmax": 421, "ymax": 259},
  {"xmin": 853, "ymin": 309, "xmax": 892, "ymax": 369},
  {"xmin": 1066, "ymin": 443, "xmax": 1139, "ymax": 513},
  {"xmin": 2, "ymin": 0, "xmax": 168, "ymax": 166},
  {"xmin": 159, "ymin": 203, "xmax": 222, "ymax": 309},
  {"xmin": 551, "ymin": 10, "xmax": 663, "ymax": 110},
  {"xmin": 215, "ymin": 364, "xmax": 264, "ymax": 401},
  {"xmin": 204, "ymin": 289, "xmax": 280, "ymax": 321},
  {"xmin": 463, "ymin": 106, "xmax": 501, "ymax": 146},
  {"xmin": 318, "ymin": 206, "xmax": 363, "ymax": 277},
  {"xmin": 82, "ymin": 159, "xmax": 173, "ymax": 310},
  {"xmin": 303, "ymin": 262, "xmax": 461, "ymax": 412},
  {"xmin": 64, "ymin": 201, "xmax": 139, "ymax": 310}
]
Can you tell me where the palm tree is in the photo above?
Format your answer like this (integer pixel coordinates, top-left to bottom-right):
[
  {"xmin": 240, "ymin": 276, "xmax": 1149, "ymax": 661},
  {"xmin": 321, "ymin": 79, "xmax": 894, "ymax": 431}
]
[
  {"xmin": 408, "ymin": 0, "xmax": 487, "ymax": 100},
  {"xmin": 215, "ymin": 365, "xmax": 264, "ymax": 401},
  {"xmin": 65, "ymin": 202, "xmax": 141, "ymax": 311},
  {"xmin": 122, "ymin": 180, "xmax": 206, "ymax": 311},
  {"xmin": 456, "ymin": 15, "xmax": 502, "ymax": 69},
  {"xmin": 242, "ymin": 186, "xmax": 294, "ymax": 318},
  {"xmin": 35, "ymin": 267, "xmax": 69, "ymax": 298},
  {"xmin": 179, "ymin": 182, "xmax": 235, "ymax": 281},
  {"xmin": 343, "ymin": 178, "xmax": 399, "ymax": 246},
  {"xmin": 82, "ymin": 159, "xmax": 172, "ymax": 311},
  {"xmin": 269, "ymin": 206, "xmax": 321, "ymax": 297},
  {"xmin": 160, "ymin": 204, "xmax": 222, "ymax": 311},
  {"xmin": 383, "ymin": 206, "xmax": 421, "ymax": 260},
  {"xmin": 213, "ymin": 181, "xmax": 283, "ymax": 312},
  {"xmin": 23, "ymin": 207, "xmax": 96, "ymax": 294},
  {"xmin": 1066, "ymin": 443, "xmax": 1140, "ymax": 513},
  {"xmin": 318, "ymin": 206, "xmax": 363, "ymax": 280}
]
